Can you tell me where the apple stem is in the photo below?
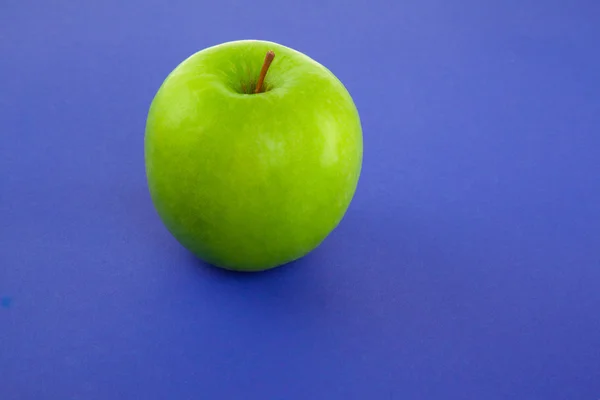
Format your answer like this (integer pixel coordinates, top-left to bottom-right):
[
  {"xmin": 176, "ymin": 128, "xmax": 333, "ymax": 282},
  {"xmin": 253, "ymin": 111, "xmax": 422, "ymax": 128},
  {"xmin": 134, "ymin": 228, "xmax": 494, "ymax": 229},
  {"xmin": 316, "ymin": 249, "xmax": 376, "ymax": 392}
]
[{"xmin": 255, "ymin": 50, "xmax": 275, "ymax": 94}]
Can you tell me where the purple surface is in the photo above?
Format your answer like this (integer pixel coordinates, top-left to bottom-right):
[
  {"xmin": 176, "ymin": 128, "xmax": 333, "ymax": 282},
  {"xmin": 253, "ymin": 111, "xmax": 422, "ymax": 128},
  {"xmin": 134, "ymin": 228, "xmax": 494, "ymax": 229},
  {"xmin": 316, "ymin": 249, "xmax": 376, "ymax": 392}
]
[{"xmin": 1, "ymin": 0, "xmax": 600, "ymax": 398}]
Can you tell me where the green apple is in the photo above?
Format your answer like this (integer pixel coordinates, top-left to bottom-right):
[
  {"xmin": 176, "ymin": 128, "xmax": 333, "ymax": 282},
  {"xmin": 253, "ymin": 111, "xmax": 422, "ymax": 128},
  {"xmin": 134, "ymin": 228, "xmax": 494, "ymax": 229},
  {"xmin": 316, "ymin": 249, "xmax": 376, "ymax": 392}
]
[{"xmin": 145, "ymin": 40, "xmax": 362, "ymax": 271}]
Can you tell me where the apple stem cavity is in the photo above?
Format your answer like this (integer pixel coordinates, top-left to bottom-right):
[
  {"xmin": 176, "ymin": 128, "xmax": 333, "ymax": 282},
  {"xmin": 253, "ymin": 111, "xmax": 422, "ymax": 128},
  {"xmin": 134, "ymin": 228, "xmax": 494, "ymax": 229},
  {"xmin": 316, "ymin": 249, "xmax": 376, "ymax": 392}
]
[{"xmin": 254, "ymin": 50, "xmax": 275, "ymax": 94}]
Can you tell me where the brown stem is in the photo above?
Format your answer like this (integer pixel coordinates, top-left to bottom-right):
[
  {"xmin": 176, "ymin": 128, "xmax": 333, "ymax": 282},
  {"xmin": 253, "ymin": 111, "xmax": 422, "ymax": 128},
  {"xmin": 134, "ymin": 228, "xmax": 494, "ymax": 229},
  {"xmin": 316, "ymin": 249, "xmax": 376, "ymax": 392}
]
[{"xmin": 254, "ymin": 50, "xmax": 275, "ymax": 94}]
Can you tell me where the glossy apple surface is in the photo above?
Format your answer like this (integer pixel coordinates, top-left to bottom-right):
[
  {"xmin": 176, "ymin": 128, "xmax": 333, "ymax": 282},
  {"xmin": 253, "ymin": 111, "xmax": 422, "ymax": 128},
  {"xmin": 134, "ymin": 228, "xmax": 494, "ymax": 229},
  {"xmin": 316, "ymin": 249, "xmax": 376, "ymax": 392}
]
[{"xmin": 145, "ymin": 40, "xmax": 362, "ymax": 271}]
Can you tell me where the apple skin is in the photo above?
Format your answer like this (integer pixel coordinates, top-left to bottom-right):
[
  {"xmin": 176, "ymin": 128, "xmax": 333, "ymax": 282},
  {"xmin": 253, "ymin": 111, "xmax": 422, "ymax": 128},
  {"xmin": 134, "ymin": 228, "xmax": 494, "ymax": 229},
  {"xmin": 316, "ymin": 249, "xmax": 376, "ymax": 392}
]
[{"xmin": 145, "ymin": 40, "xmax": 362, "ymax": 271}]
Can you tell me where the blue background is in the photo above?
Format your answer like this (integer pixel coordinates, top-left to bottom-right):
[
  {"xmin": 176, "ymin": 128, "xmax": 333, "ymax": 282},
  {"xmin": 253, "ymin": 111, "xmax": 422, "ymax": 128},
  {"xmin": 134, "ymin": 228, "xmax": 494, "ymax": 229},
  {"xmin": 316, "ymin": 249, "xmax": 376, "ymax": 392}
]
[{"xmin": 2, "ymin": 0, "xmax": 600, "ymax": 398}]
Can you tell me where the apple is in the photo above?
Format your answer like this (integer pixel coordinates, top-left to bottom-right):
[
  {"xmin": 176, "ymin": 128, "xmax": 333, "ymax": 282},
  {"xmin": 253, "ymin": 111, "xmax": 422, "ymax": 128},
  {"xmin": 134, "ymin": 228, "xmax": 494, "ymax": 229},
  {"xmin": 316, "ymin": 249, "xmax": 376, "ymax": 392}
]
[{"xmin": 145, "ymin": 40, "xmax": 362, "ymax": 271}]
